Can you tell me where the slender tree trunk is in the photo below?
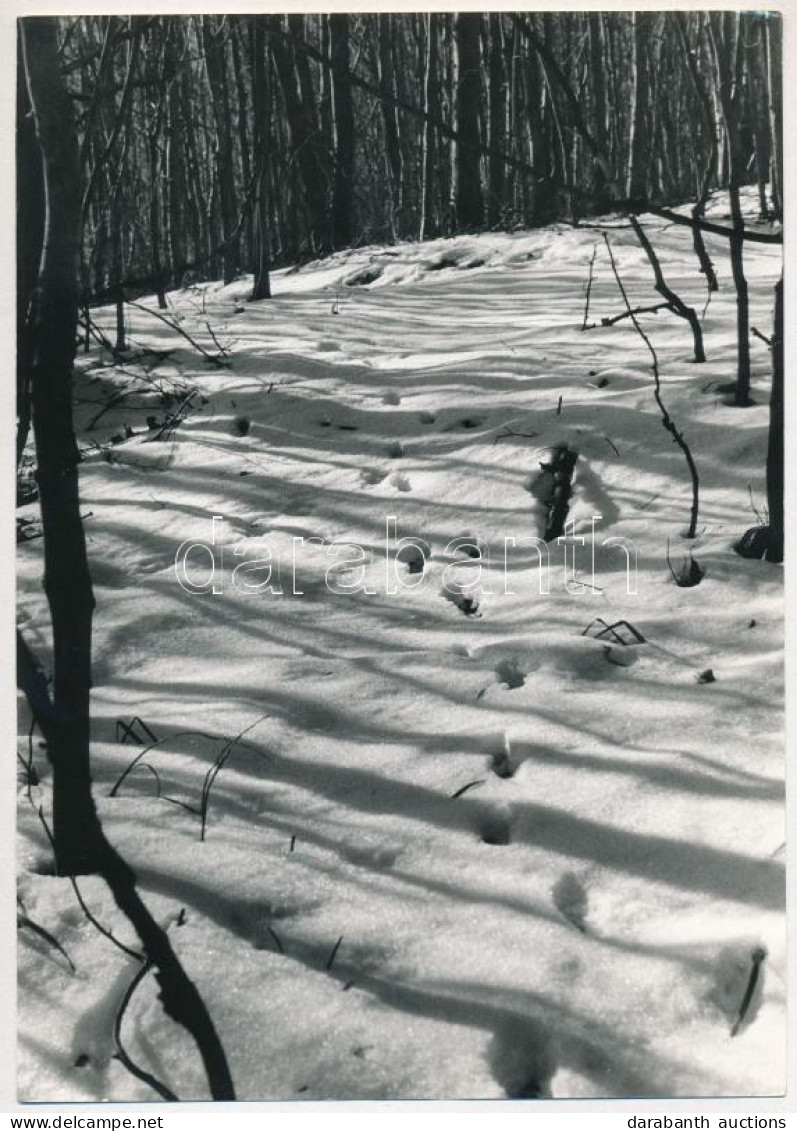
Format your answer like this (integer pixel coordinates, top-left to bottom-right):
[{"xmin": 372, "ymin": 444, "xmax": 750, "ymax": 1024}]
[
  {"xmin": 250, "ymin": 17, "xmax": 272, "ymax": 300},
  {"xmin": 765, "ymin": 276, "xmax": 784, "ymax": 562},
  {"xmin": 419, "ymin": 13, "xmax": 438, "ymax": 240},
  {"xmin": 672, "ymin": 13, "xmax": 719, "ymax": 292},
  {"xmin": 627, "ymin": 13, "xmax": 651, "ymax": 200},
  {"xmin": 454, "ymin": 14, "xmax": 484, "ymax": 229},
  {"xmin": 202, "ymin": 16, "xmax": 238, "ymax": 283},
  {"xmin": 20, "ymin": 17, "xmax": 98, "ymax": 875},
  {"xmin": 270, "ymin": 17, "xmax": 329, "ymax": 252},
  {"xmin": 377, "ymin": 14, "xmax": 403, "ymax": 238},
  {"xmin": 16, "ymin": 28, "xmax": 44, "ymax": 469},
  {"xmin": 709, "ymin": 13, "xmax": 751, "ymax": 405},
  {"xmin": 487, "ymin": 14, "xmax": 506, "ymax": 227},
  {"xmin": 763, "ymin": 15, "xmax": 782, "ymax": 220},
  {"xmin": 330, "ymin": 14, "xmax": 355, "ymax": 249},
  {"xmin": 19, "ymin": 21, "xmax": 236, "ymax": 1097}
]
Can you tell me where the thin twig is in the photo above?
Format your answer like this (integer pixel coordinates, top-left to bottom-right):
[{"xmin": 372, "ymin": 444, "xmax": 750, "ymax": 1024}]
[
  {"xmin": 113, "ymin": 960, "xmax": 179, "ymax": 1101},
  {"xmin": 581, "ymin": 243, "xmax": 598, "ymax": 330},
  {"xmin": 603, "ymin": 235, "xmax": 700, "ymax": 538},
  {"xmin": 125, "ymin": 299, "xmax": 228, "ymax": 366}
]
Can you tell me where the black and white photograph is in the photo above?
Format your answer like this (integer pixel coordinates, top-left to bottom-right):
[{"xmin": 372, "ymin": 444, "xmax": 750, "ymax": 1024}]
[{"xmin": 13, "ymin": 2, "xmax": 786, "ymax": 1106}]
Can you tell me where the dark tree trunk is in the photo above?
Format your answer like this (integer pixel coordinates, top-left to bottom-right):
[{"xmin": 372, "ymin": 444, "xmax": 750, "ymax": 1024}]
[
  {"xmin": 709, "ymin": 13, "xmax": 752, "ymax": 405},
  {"xmin": 19, "ymin": 20, "xmax": 236, "ymax": 1098},
  {"xmin": 330, "ymin": 14, "xmax": 355, "ymax": 249},
  {"xmin": 453, "ymin": 14, "xmax": 484, "ymax": 229},
  {"xmin": 20, "ymin": 17, "xmax": 98, "ymax": 874},
  {"xmin": 763, "ymin": 15, "xmax": 782, "ymax": 220},
  {"xmin": 627, "ymin": 13, "xmax": 651, "ymax": 200},
  {"xmin": 16, "ymin": 28, "xmax": 44, "ymax": 469},
  {"xmin": 765, "ymin": 276, "xmax": 784, "ymax": 562},
  {"xmin": 671, "ymin": 13, "xmax": 719, "ymax": 292},
  {"xmin": 419, "ymin": 13, "xmax": 438, "ymax": 240},
  {"xmin": 202, "ymin": 16, "xmax": 238, "ymax": 283},
  {"xmin": 377, "ymin": 14, "xmax": 403, "ymax": 237},
  {"xmin": 270, "ymin": 17, "xmax": 330, "ymax": 253},
  {"xmin": 487, "ymin": 14, "xmax": 506, "ymax": 227},
  {"xmin": 250, "ymin": 17, "xmax": 272, "ymax": 301}
]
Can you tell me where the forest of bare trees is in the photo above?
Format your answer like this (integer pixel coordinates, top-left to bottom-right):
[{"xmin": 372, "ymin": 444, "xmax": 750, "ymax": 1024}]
[
  {"xmin": 15, "ymin": 10, "xmax": 785, "ymax": 1105},
  {"xmin": 19, "ymin": 12, "xmax": 782, "ymax": 295}
]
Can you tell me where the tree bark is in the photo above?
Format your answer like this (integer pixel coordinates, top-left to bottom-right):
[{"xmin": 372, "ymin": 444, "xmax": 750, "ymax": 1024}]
[
  {"xmin": 377, "ymin": 14, "xmax": 403, "ymax": 237},
  {"xmin": 627, "ymin": 13, "xmax": 651, "ymax": 200},
  {"xmin": 202, "ymin": 16, "xmax": 239, "ymax": 283},
  {"xmin": 487, "ymin": 14, "xmax": 506, "ymax": 227},
  {"xmin": 765, "ymin": 276, "xmax": 784, "ymax": 561},
  {"xmin": 419, "ymin": 13, "xmax": 438, "ymax": 240},
  {"xmin": 250, "ymin": 17, "xmax": 272, "ymax": 300},
  {"xmin": 269, "ymin": 17, "xmax": 330, "ymax": 253},
  {"xmin": 329, "ymin": 14, "xmax": 355, "ymax": 249},
  {"xmin": 19, "ymin": 20, "xmax": 236, "ymax": 1098},
  {"xmin": 709, "ymin": 12, "xmax": 752, "ymax": 405},
  {"xmin": 453, "ymin": 14, "xmax": 484, "ymax": 229}
]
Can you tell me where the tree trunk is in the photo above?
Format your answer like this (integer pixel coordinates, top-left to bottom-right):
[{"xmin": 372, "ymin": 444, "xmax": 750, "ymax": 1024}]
[
  {"xmin": 709, "ymin": 13, "xmax": 752, "ymax": 405},
  {"xmin": 377, "ymin": 14, "xmax": 403, "ymax": 238},
  {"xmin": 270, "ymin": 17, "xmax": 330, "ymax": 253},
  {"xmin": 627, "ymin": 13, "xmax": 651, "ymax": 200},
  {"xmin": 250, "ymin": 17, "xmax": 272, "ymax": 300},
  {"xmin": 202, "ymin": 16, "xmax": 238, "ymax": 283},
  {"xmin": 419, "ymin": 13, "xmax": 438, "ymax": 240},
  {"xmin": 16, "ymin": 27, "xmax": 44, "ymax": 469},
  {"xmin": 487, "ymin": 14, "xmax": 506, "ymax": 227},
  {"xmin": 330, "ymin": 14, "xmax": 355, "ymax": 249},
  {"xmin": 763, "ymin": 15, "xmax": 782, "ymax": 220},
  {"xmin": 20, "ymin": 17, "xmax": 98, "ymax": 874},
  {"xmin": 454, "ymin": 14, "xmax": 484, "ymax": 229},
  {"xmin": 765, "ymin": 276, "xmax": 784, "ymax": 561},
  {"xmin": 19, "ymin": 20, "xmax": 236, "ymax": 1097}
]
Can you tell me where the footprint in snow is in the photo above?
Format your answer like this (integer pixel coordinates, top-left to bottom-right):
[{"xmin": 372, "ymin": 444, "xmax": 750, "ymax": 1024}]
[
  {"xmin": 552, "ymin": 872, "xmax": 589, "ymax": 933},
  {"xmin": 418, "ymin": 410, "xmax": 436, "ymax": 425},
  {"xmin": 389, "ymin": 472, "xmax": 412, "ymax": 492},
  {"xmin": 474, "ymin": 800, "xmax": 513, "ymax": 846},
  {"xmin": 382, "ymin": 391, "xmax": 401, "ymax": 406},
  {"xmin": 488, "ymin": 1016, "xmax": 557, "ymax": 1098},
  {"xmin": 361, "ymin": 468, "xmax": 388, "ymax": 486},
  {"xmin": 495, "ymin": 657, "xmax": 525, "ymax": 690},
  {"xmin": 491, "ymin": 736, "xmax": 515, "ymax": 779}
]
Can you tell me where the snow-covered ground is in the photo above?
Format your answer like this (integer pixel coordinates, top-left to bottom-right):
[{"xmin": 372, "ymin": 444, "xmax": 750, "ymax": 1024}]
[{"xmin": 17, "ymin": 194, "xmax": 784, "ymax": 1101}]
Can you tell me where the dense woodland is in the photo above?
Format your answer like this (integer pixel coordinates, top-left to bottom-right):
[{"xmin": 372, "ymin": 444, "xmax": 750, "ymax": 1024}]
[
  {"xmin": 18, "ymin": 11, "xmax": 783, "ymax": 296},
  {"xmin": 16, "ymin": 12, "xmax": 784, "ymax": 1103}
]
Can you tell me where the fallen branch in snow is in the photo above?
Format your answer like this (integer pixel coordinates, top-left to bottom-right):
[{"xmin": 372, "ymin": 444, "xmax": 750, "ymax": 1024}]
[
  {"xmin": 17, "ymin": 906, "xmax": 76, "ymax": 974},
  {"xmin": 325, "ymin": 935, "xmax": 344, "ymax": 972},
  {"xmin": 124, "ymin": 299, "xmax": 229, "ymax": 367},
  {"xmin": 451, "ymin": 779, "xmax": 487, "ymax": 799},
  {"xmin": 114, "ymin": 960, "xmax": 179, "ymax": 1101},
  {"xmin": 581, "ymin": 243, "xmax": 598, "ymax": 330},
  {"xmin": 596, "ymin": 301, "xmax": 670, "ymax": 328},
  {"xmin": 582, "ymin": 619, "xmax": 646, "ymax": 646},
  {"xmin": 604, "ymin": 436, "xmax": 620, "ymax": 457},
  {"xmin": 35, "ymin": 805, "xmax": 144, "ymax": 963},
  {"xmin": 731, "ymin": 948, "xmax": 766, "ymax": 1037},
  {"xmin": 604, "ymin": 235, "xmax": 700, "ymax": 539}
]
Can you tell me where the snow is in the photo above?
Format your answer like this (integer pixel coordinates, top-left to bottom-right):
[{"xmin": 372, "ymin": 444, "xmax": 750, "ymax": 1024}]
[{"xmin": 17, "ymin": 192, "xmax": 784, "ymax": 1101}]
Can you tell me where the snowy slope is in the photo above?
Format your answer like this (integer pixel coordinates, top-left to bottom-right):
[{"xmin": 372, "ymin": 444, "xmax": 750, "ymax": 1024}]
[{"xmin": 17, "ymin": 194, "xmax": 784, "ymax": 1101}]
